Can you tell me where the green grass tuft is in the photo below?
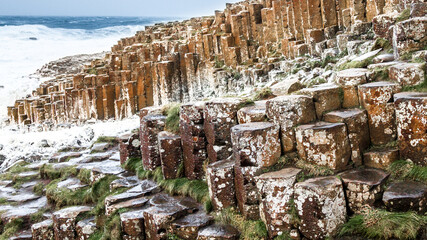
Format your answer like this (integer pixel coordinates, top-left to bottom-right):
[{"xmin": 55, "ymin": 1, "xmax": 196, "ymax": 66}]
[
  {"xmin": 95, "ymin": 136, "xmax": 118, "ymax": 144},
  {"xmin": 371, "ymin": 38, "xmax": 392, "ymax": 51},
  {"xmin": 388, "ymin": 160, "xmax": 427, "ymax": 183},
  {"xmin": 338, "ymin": 56, "xmax": 376, "ymax": 71},
  {"xmin": 0, "ymin": 218, "xmax": 24, "ymax": 240},
  {"xmin": 339, "ymin": 208, "xmax": 427, "ymax": 239},
  {"xmin": 295, "ymin": 159, "xmax": 334, "ymax": 182},
  {"xmin": 40, "ymin": 164, "xmax": 77, "ymax": 180},
  {"xmin": 402, "ymin": 72, "xmax": 427, "ymax": 92},
  {"xmin": 215, "ymin": 208, "xmax": 268, "ymax": 240},
  {"xmin": 77, "ymin": 168, "xmax": 92, "ymax": 184},
  {"xmin": 33, "ymin": 182, "xmax": 45, "ymax": 195},
  {"xmin": 163, "ymin": 103, "xmax": 181, "ymax": 134},
  {"xmin": 253, "ymin": 87, "xmax": 274, "ymax": 101},
  {"xmin": 396, "ymin": 8, "xmax": 411, "ymax": 22}
]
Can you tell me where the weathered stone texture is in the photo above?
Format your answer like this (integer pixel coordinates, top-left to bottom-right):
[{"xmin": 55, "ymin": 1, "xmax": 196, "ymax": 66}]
[
  {"xmin": 52, "ymin": 206, "xmax": 92, "ymax": 240},
  {"xmin": 206, "ymin": 159, "xmax": 236, "ymax": 211},
  {"xmin": 31, "ymin": 219, "xmax": 54, "ymax": 240},
  {"xmin": 394, "ymin": 92, "xmax": 427, "ymax": 165},
  {"xmin": 140, "ymin": 115, "xmax": 166, "ymax": 171},
  {"xmin": 389, "ymin": 63, "xmax": 426, "ymax": 87},
  {"xmin": 158, "ymin": 131, "xmax": 183, "ymax": 179},
  {"xmin": 266, "ymin": 95, "xmax": 316, "ymax": 153},
  {"xmin": 393, "ymin": 17, "xmax": 427, "ymax": 59},
  {"xmin": 294, "ymin": 176, "xmax": 347, "ymax": 239},
  {"xmin": 119, "ymin": 132, "xmax": 141, "ymax": 165},
  {"xmin": 383, "ymin": 181, "xmax": 427, "ymax": 214},
  {"xmin": 363, "ymin": 148, "xmax": 399, "ymax": 169},
  {"xmin": 358, "ymin": 82, "xmax": 401, "ymax": 145},
  {"xmin": 197, "ymin": 225, "xmax": 240, "ymax": 240},
  {"xmin": 237, "ymin": 101, "xmax": 267, "ymax": 124},
  {"xmin": 336, "ymin": 68, "xmax": 369, "ymax": 108},
  {"xmin": 300, "ymin": 84, "xmax": 342, "ymax": 119},
  {"xmin": 340, "ymin": 168, "xmax": 389, "ymax": 212},
  {"xmin": 296, "ymin": 122, "xmax": 351, "ymax": 171},
  {"xmin": 323, "ymin": 108, "xmax": 370, "ymax": 166},
  {"xmin": 255, "ymin": 168, "xmax": 302, "ymax": 238},
  {"xmin": 231, "ymin": 122, "xmax": 281, "ymax": 168}
]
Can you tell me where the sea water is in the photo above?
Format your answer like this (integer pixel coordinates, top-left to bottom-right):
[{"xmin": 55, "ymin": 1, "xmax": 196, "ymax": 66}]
[{"xmin": 0, "ymin": 16, "xmax": 175, "ymax": 121}]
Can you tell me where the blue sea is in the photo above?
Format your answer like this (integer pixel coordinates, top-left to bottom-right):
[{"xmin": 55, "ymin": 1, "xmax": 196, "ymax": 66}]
[{"xmin": 0, "ymin": 16, "xmax": 174, "ymax": 120}]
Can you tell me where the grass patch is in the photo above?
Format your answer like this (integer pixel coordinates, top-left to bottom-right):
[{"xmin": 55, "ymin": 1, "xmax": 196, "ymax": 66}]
[
  {"xmin": 0, "ymin": 198, "xmax": 7, "ymax": 205},
  {"xmin": 95, "ymin": 209, "xmax": 125, "ymax": 240},
  {"xmin": 39, "ymin": 164, "xmax": 77, "ymax": 180},
  {"xmin": 237, "ymin": 97, "xmax": 255, "ymax": 109},
  {"xmin": 30, "ymin": 208, "xmax": 47, "ymax": 223},
  {"xmin": 295, "ymin": 160, "xmax": 334, "ymax": 182},
  {"xmin": 396, "ymin": 8, "xmax": 410, "ymax": 22},
  {"xmin": 33, "ymin": 182, "xmax": 45, "ymax": 195},
  {"xmin": 388, "ymin": 160, "xmax": 427, "ymax": 183},
  {"xmin": 162, "ymin": 103, "xmax": 181, "ymax": 134},
  {"xmin": 402, "ymin": 73, "xmax": 427, "ymax": 92},
  {"xmin": 338, "ymin": 56, "xmax": 376, "ymax": 70},
  {"xmin": 253, "ymin": 87, "xmax": 274, "ymax": 101},
  {"xmin": 371, "ymin": 67, "xmax": 390, "ymax": 82},
  {"xmin": 0, "ymin": 162, "xmax": 30, "ymax": 181},
  {"xmin": 95, "ymin": 136, "xmax": 118, "ymax": 144},
  {"xmin": 371, "ymin": 38, "xmax": 392, "ymax": 51},
  {"xmin": 261, "ymin": 155, "xmax": 295, "ymax": 174},
  {"xmin": 0, "ymin": 218, "xmax": 24, "ymax": 240},
  {"xmin": 214, "ymin": 56, "xmax": 225, "ymax": 69},
  {"xmin": 307, "ymin": 76, "xmax": 327, "ymax": 87},
  {"xmin": 339, "ymin": 208, "xmax": 427, "ymax": 239},
  {"xmin": 215, "ymin": 208, "xmax": 268, "ymax": 240},
  {"xmin": 77, "ymin": 168, "xmax": 92, "ymax": 184}
]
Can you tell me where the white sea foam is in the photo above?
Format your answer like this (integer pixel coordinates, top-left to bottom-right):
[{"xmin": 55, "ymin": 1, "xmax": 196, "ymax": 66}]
[{"xmin": 0, "ymin": 24, "xmax": 147, "ymax": 121}]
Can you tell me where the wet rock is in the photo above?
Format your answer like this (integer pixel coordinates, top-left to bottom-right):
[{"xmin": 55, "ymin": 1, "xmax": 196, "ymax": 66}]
[
  {"xmin": 231, "ymin": 122, "xmax": 280, "ymax": 168},
  {"xmin": 143, "ymin": 203, "xmax": 189, "ymax": 240},
  {"xmin": 7, "ymin": 192, "xmax": 40, "ymax": 203},
  {"xmin": 336, "ymin": 68, "xmax": 369, "ymax": 108},
  {"xmin": 120, "ymin": 209, "xmax": 145, "ymax": 237},
  {"xmin": 158, "ymin": 131, "xmax": 183, "ymax": 179},
  {"xmin": 76, "ymin": 217, "xmax": 97, "ymax": 240},
  {"xmin": 197, "ymin": 224, "xmax": 240, "ymax": 240},
  {"xmin": 372, "ymin": 14, "xmax": 396, "ymax": 40},
  {"xmin": 234, "ymin": 166, "xmax": 262, "ymax": 220},
  {"xmin": 373, "ymin": 53, "xmax": 395, "ymax": 63},
  {"xmin": 56, "ymin": 178, "xmax": 87, "ymax": 191},
  {"xmin": 119, "ymin": 132, "xmax": 141, "ymax": 165},
  {"xmin": 110, "ymin": 176, "xmax": 140, "ymax": 191},
  {"xmin": 169, "ymin": 211, "xmax": 214, "ymax": 240},
  {"xmin": 1, "ymin": 207, "xmax": 39, "ymax": 225},
  {"xmin": 294, "ymin": 176, "xmax": 347, "ymax": 239},
  {"xmin": 50, "ymin": 152, "xmax": 83, "ymax": 163},
  {"xmin": 389, "ymin": 62, "xmax": 426, "ymax": 87},
  {"xmin": 363, "ymin": 148, "xmax": 399, "ymax": 169},
  {"xmin": 266, "ymin": 95, "xmax": 316, "ymax": 152},
  {"xmin": 323, "ymin": 108, "xmax": 370, "ymax": 166},
  {"xmin": 394, "ymin": 92, "xmax": 427, "ymax": 165},
  {"xmin": 31, "ymin": 219, "xmax": 54, "ymax": 240},
  {"xmin": 90, "ymin": 160, "xmax": 125, "ymax": 183},
  {"xmin": 393, "ymin": 17, "xmax": 427, "ymax": 59},
  {"xmin": 237, "ymin": 101, "xmax": 267, "ymax": 124},
  {"xmin": 91, "ymin": 142, "xmax": 111, "ymax": 153},
  {"xmin": 140, "ymin": 115, "xmax": 166, "ymax": 171},
  {"xmin": 52, "ymin": 206, "xmax": 92, "ymax": 240},
  {"xmin": 296, "ymin": 122, "xmax": 351, "ymax": 171},
  {"xmin": 300, "ymin": 83, "xmax": 342, "ymax": 119},
  {"xmin": 206, "ymin": 159, "xmax": 236, "ymax": 211},
  {"xmin": 180, "ymin": 102, "xmax": 207, "ymax": 180},
  {"xmin": 106, "ymin": 197, "xmax": 148, "ymax": 216},
  {"xmin": 383, "ymin": 181, "xmax": 427, "ymax": 214},
  {"xmin": 204, "ymin": 98, "xmax": 243, "ymax": 162},
  {"xmin": 358, "ymin": 82, "xmax": 401, "ymax": 145},
  {"xmin": 340, "ymin": 168, "xmax": 389, "ymax": 212},
  {"xmin": 255, "ymin": 168, "xmax": 302, "ymax": 238},
  {"xmin": 10, "ymin": 230, "xmax": 32, "ymax": 240}
]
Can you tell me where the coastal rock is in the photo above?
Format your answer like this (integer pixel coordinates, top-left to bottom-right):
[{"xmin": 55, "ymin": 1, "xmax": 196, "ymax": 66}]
[
  {"xmin": 383, "ymin": 181, "xmax": 427, "ymax": 214},
  {"xmin": 206, "ymin": 159, "xmax": 236, "ymax": 211}
]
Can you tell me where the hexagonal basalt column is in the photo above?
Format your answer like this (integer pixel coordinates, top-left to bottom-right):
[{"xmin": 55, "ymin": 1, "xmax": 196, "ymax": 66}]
[
  {"xmin": 197, "ymin": 225, "xmax": 240, "ymax": 240},
  {"xmin": 324, "ymin": 108, "xmax": 370, "ymax": 166},
  {"xmin": 169, "ymin": 211, "xmax": 214, "ymax": 240},
  {"xmin": 383, "ymin": 181, "xmax": 427, "ymax": 214},
  {"xmin": 255, "ymin": 168, "xmax": 302, "ymax": 238},
  {"xmin": 266, "ymin": 95, "xmax": 316, "ymax": 153},
  {"xmin": 394, "ymin": 92, "xmax": 427, "ymax": 165},
  {"xmin": 206, "ymin": 159, "xmax": 236, "ymax": 211},
  {"xmin": 389, "ymin": 63, "xmax": 426, "ymax": 87},
  {"xmin": 358, "ymin": 82, "xmax": 401, "ymax": 145},
  {"xmin": 340, "ymin": 168, "xmax": 389, "ymax": 212},
  {"xmin": 140, "ymin": 115, "xmax": 166, "ymax": 171},
  {"xmin": 295, "ymin": 122, "xmax": 351, "ymax": 171},
  {"xmin": 300, "ymin": 84, "xmax": 342, "ymax": 119},
  {"xmin": 179, "ymin": 102, "xmax": 207, "ymax": 180},
  {"xmin": 76, "ymin": 218, "xmax": 97, "ymax": 240},
  {"xmin": 158, "ymin": 131, "xmax": 183, "ymax": 179},
  {"xmin": 52, "ymin": 206, "xmax": 92, "ymax": 240},
  {"xmin": 363, "ymin": 148, "xmax": 399, "ymax": 169},
  {"xmin": 120, "ymin": 209, "xmax": 145, "ymax": 239},
  {"xmin": 294, "ymin": 176, "xmax": 347, "ymax": 239},
  {"xmin": 119, "ymin": 132, "xmax": 141, "ymax": 165},
  {"xmin": 234, "ymin": 166, "xmax": 263, "ymax": 220},
  {"xmin": 393, "ymin": 17, "xmax": 427, "ymax": 59},
  {"xmin": 237, "ymin": 101, "xmax": 267, "ymax": 124},
  {"xmin": 143, "ymin": 203, "xmax": 189, "ymax": 240},
  {"xmin": 231, "ymin": 122, "xmax": 281, "ymax": 168},
  {"xmin": 204, "ymin": 98, "xmax": 244, "ymax": 162},
  {"xmin": 336, "ymin": 68, "xmax": 369, "ymax": 108}
]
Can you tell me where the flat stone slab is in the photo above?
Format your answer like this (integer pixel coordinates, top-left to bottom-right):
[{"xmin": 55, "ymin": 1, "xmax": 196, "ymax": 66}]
[
  {"xmin": 1, "ymin": 207, "xmax": 39, "ymax": 223},
  {"xmin": 17, "ymin": 171, "xmax": 39, "ymax": 178},
  {"xmin": 10, "ymin": 230, "xmax": 32, "ymax": 240},
  {"xmin": 7, "ymin": 192, "xmax": 40, "ymax": 203},
  {"xmin": 363, "ymin": 148, "xmax": 399, "ymax": 169},
  {"xmin": 197, "ymin": 224, "xmax": 240, "ymax": 240},
  {"xmin": 169, "ymin": 211, "xmax": 214, "ymax": 240},
  {"xmin": 91, "ymin": 142, "xmax": 112, "ymax": 152},
  {"xmin": 26, "ymin": 161, "xmax": 49, "ymax": 170},
  {"xmin": 110, "ymin": 176, "xmax": 141, "ymax": 191},
  {"xmin": 56, "ymin": 178, "xmax": 87, "ymax": 191},
  {"xmin": 106, "ymin": 197, "xmax": 148, "ymax": 216},
  {"xmin": 76, "ymin": 217, "xmax": 97, "ymax": 239},
  {"xmin": 383, "ymin": 181, "xmax": 427, "ymax": 214},
  {"xmin": 50, "ymin": 152, "xmax": 83, "ymax": 163}
]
